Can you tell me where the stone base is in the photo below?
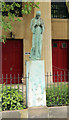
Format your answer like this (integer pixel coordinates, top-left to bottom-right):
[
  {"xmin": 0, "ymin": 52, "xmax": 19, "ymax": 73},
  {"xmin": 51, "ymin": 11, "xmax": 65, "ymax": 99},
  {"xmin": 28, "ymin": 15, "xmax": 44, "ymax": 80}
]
[{"xmin": 26, "ymin": 60, "xmax": 46, "ymax": 107}]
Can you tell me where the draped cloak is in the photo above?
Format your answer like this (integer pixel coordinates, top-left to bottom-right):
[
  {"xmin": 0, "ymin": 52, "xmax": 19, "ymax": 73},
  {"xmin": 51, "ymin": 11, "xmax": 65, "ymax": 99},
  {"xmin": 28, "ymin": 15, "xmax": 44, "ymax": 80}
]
[{"xmin": 29, "ymin": 17, "xmax": 45, "ymax": 60}]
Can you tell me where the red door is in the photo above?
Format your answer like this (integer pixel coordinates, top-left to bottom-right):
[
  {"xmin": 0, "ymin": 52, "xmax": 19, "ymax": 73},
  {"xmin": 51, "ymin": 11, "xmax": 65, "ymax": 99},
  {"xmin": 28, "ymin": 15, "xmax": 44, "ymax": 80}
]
[
  {"xmin": 52, "ymin": 40, "xmax": 69, "ymax": 82},
  {"xmin": 2, "ymin": 39, "xmax": 23, "ymax": 84}
]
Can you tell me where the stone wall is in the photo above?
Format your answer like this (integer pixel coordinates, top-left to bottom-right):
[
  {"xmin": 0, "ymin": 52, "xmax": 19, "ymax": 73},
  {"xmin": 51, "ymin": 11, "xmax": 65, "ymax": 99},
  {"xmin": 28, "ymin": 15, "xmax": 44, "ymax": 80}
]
[{"xmin": 2, "ymin": 2, "xmax": 69, "ymax": 83}]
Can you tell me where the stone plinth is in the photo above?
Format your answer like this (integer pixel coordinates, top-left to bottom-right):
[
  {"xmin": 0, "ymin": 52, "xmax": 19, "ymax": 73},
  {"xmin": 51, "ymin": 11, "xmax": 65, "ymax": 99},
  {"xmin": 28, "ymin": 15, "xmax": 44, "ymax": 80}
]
[{"xmin": 26, "ymin": 60, "xmax": 46, "ymax": 107}]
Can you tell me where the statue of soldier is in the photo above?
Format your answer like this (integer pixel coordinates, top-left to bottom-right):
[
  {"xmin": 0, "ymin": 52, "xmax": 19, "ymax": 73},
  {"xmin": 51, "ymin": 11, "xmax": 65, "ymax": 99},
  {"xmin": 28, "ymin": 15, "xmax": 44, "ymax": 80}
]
[{"xmin": 29, "ymin": 11, "xmax": 45, "ymax": 60}]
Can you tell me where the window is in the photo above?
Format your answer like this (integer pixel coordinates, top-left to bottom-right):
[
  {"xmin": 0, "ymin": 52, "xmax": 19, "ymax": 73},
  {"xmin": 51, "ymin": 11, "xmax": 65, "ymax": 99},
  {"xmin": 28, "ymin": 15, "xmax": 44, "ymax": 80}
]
[
  {"xmin": 62, "ymin": 43, "xmax": 67, "ymax": 48},
  {"xmin": 53, "ymin": 43, "xmax": 57, "ymax": 48},
  {"xmin": 51, "ymin": 2, "xmax": 69, "ymax": 19}
]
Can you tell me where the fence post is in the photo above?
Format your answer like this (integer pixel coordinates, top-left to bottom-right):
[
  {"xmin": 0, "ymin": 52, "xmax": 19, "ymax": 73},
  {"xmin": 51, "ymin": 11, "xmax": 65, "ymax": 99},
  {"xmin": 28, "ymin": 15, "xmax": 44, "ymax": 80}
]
[
  {"xmin": 0, "ymin": 75, "xmax": 2, "ymax": 112},
  {"xmin": 54, "ymin": 72, "xmax": 55, "ymax": 106},
  {"xmin": 68, "ymin": 71, "xmax": 69, "ymax": 84},
  {"xmin": 57, "ymin": 71, "xmax": 59, "ymax": 105},
  {"xmin": 0, "ymin": 74, "xmax": 3, "ymax": 112},
  {"xmin": 10, "ymin": 74, "xmax": 12, "ymax": 109},
  {"xmin": 47, "ymin": 72, "xmax": 48, "ymax": 90},
  {"xmin": 22, "ymin": 74, "xmax": 23, "ymax": 94},
  {"xmin": 18, "ymin": 74, "xmax": 19, "ymax": 93},
  {"xmin": 6, "ymin": 74, "xmax": 7, "ymax": 95},
  {"xmin": 14, "ymin": 74, "xmax": 15, "ymax": 88},
  {"xmin": 61, "ymin": 71, "xmax": 62, "ymax": 105}
]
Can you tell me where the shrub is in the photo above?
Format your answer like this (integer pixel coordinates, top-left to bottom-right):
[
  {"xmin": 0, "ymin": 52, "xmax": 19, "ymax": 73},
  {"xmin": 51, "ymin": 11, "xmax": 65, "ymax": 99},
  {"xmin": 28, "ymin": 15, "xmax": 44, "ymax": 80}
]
[
  {"xmin": 2, "ymin": 85, "xmax": 26, "ymax": 111},
  {"xmin": 46, "ymin": 84, "xmax": 69, "ymax": 107}
]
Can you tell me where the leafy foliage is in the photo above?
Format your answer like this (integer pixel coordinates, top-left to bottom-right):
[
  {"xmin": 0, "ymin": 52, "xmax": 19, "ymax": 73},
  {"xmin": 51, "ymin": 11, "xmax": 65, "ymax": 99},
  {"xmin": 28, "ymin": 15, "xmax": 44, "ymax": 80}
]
[
  {"xmin": 1, "ymin": 83, "xmax": 69, "ymax": 111},
  {"xmin": 1, "ymin": 2, "xmax": 40, "ymax": 42},
  {"xmin": 46, "ymin": 84, "xmax": 69, "ymax": 107},
  {"xmin": 66, "ymin": 1, "xmax": 69, "ymax": 13},
  {"xmin": 2, "ymin": 85, "xmax": 26, "ymax": 111}
]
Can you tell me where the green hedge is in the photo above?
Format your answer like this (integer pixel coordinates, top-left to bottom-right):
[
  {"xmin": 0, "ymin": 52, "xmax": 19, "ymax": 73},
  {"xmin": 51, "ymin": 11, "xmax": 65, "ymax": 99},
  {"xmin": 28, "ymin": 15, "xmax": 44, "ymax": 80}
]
[
  {"xmin": 46, "ymin": 84, "xmax": 69, "ymax": 107},
  {"xmin": 2, "ymin": 86, "xmax": 26, "ymax": 111},
  {"xmin": 1, "ymin": 83, "xmax": 69, "ymax": 111}
]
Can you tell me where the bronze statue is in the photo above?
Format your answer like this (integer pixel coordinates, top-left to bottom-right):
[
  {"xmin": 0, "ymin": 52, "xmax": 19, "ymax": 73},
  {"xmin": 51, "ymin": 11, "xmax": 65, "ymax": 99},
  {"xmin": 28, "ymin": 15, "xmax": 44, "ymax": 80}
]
[{"xmin": 29, "ymin": 11, "xmax": 45, "ymax": 60}]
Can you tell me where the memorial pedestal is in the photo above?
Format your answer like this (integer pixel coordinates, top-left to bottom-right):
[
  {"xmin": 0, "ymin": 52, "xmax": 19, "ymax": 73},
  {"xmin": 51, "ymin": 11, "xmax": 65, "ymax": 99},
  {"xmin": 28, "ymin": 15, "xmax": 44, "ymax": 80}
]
[{"xmin": 26, "ymin": 60, "xmax": 46, "ymax": 107}]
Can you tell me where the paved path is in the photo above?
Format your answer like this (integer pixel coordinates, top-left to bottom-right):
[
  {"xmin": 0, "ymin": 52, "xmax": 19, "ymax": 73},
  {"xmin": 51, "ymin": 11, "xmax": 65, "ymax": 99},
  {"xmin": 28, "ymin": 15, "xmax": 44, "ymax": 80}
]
[
  {"xmin": 28, "ymin": 106, "xmax": 69, "ymax": 119},
  {"xmin": 28, "ymin": 106, "xmax": 49, "ymax": 118},
  {"xmin": 1, "ymin": 106, "xmax": 69, "ymax": 119}
]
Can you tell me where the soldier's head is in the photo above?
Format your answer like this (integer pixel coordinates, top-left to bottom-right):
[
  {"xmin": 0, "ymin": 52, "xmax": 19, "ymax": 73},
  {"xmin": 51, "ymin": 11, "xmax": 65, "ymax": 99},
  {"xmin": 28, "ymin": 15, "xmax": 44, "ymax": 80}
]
[{"xmin": 36, "ymin": 11, "xmax": 41, "ymax": 19}]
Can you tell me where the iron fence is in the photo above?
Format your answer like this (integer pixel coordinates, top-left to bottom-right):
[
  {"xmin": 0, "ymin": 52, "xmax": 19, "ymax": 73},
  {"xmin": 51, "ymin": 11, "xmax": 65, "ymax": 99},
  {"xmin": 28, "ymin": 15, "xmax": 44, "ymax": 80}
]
[
  {"xmin": 45, "ymin": 72, "xmax": 69, "ymax": 107},
  {"xmin": 0, "ymin": 74, "xmax": 27, "ymax": 111},
  {"xmin": 0, "ymin": 72, "xmax": 69, "ymax": 111}
]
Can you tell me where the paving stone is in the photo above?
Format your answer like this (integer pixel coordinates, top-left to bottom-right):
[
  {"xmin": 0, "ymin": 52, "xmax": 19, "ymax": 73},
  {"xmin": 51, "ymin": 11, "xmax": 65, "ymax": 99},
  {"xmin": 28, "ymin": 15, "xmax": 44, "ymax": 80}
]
[
  {"xmin": 49, "ymin": 106, "xmax": 68, "ymax": 118},
  {"xmin": 28, "ymin": 106, "xmax": 49, "ymax": 118}
]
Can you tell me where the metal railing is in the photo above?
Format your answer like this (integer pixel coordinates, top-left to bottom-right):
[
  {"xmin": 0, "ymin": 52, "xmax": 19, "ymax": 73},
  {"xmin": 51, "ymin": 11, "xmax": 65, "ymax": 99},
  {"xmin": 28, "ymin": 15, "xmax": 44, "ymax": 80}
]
[
  {"xmin": 45, "ymin": 72, "xmax": 69, "ymax": 107},
  {"xmin": 0, "ymin": 72, "xmax": 69, "ymax": 111}
]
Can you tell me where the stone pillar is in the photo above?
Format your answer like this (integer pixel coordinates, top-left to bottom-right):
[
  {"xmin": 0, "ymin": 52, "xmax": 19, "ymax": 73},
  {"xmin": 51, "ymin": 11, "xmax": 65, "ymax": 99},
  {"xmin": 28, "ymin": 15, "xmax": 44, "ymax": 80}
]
[{"xmin": 26, "ymin": 60, "xmax": 46, "ymax": 107}]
